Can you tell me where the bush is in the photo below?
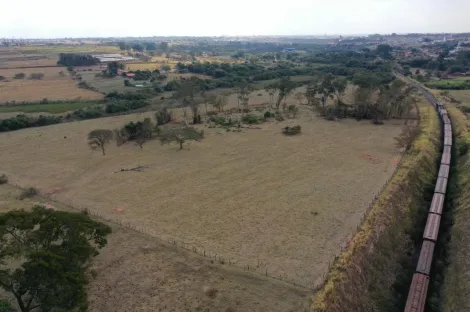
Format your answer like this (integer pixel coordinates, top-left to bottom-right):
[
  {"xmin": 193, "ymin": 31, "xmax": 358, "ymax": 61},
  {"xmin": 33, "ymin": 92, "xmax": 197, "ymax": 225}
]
[
  {"xmin": 0, "ymin": 299, "xmax": 12, "ymax": 312},
  {"xmin": 19, "ymin": 187, "xmax": 38, "ymax": 200},
  {"xmin": 155, "ymin": 107, "xmax": 173, "ymax": 125},
  {"xmin": 72, "ymin": 106, "xmax": 104, "ymax": 119},
  {"xmin": 124, "ymin": 79, "xmax": 132, "ymax": 87},
  {"xmin": 0, "ymin": 114, "xmax": 62, "ymax": 132},
  {"xmin": 264, "ymin": 111, "xmax": 275, "ymax": 119},
  {"xmin": 459, "ymin": 139, "xmax": 470, "ymax": 156},
  {"xmin": 0, "ymin": 174, "xmax": 8, "ymax": 184},
  {"xmin": 193, "ymin": 114, "xmax": 202, "ymax": 124},
  {"xmin": 14, "ymin": 73, "xmax": 25, "ymax": 79},
  {"xmin": 105, "ymin": 100, "xmax": 150, "ymax": 114},
  {"xmin": 282, "ymin": 125, "xmax": 301, "ymax": 135},
  {"xmin": 275, "ymin": 114, "xmax": 285, "ymax": 121},
  {"xmin": 242, "ymin": 114, "xmax": 263, "ymax": 124},
  {"xmin": 209, "ymin": 116, "xmax": 234, "ymax": 127},
  {"xmin": 29, "ymin": 73, "xmax": 45, "ymax": 80},
  {"xmin": 0, "ymin": 76, "xmax": 6, "ymax": 81}
]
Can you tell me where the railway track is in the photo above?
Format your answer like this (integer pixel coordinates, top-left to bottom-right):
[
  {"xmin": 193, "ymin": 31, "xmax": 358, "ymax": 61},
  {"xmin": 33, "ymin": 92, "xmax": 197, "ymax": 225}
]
[{"xmin": 400, "ymin": 77, "xmax": 452, "ymax": 312}]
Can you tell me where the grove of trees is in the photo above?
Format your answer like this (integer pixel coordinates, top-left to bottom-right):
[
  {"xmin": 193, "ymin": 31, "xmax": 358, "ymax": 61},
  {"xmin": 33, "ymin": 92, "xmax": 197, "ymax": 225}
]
[{"xmin": 57, "ymin": 53, "xmax": 99, "ymax": 67}]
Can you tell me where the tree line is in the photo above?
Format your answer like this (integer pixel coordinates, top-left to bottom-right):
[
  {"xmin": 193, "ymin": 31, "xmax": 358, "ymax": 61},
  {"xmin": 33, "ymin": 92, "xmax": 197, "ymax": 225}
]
[{"xmin": 57, "ymin": 53, "xmax": 99, "ymax": 67}]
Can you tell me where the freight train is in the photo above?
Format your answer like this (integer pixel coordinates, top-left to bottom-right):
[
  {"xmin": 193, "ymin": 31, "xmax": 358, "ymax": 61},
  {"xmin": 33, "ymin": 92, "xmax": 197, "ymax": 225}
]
[{"xmin": 403, "ymin": 83, "xmax": 451, "ymax": 312}]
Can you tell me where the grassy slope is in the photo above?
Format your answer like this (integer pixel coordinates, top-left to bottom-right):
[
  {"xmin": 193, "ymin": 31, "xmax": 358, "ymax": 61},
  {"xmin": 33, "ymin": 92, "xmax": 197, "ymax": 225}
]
[
  {"xmin": 442, "ymin": 106, "xmax": 470, "ymax": 312},
  {"xmin": 312, "ymin": 94, "xmax": 441, "ymax": 312}
]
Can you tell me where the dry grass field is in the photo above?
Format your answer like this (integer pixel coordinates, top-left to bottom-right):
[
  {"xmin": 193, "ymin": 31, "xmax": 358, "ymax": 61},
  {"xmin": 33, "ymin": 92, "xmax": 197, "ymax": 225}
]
[
  {"xmin": 0, "ymin": 184, "xmax": 309, "ymax": 312},
  {"xmin": 0, "ymin": 67, "xmax": 104, "ymax": 102},
  {"xmin": 0, "ymin": 107, "xmax": 403, "ymax": 287}
]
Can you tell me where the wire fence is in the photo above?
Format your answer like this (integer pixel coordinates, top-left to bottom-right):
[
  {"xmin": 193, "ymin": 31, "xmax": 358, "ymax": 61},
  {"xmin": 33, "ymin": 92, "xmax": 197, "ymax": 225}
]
[{"xmin": 8, "ymin": 117, "xmax": 413, "ymax": 292}]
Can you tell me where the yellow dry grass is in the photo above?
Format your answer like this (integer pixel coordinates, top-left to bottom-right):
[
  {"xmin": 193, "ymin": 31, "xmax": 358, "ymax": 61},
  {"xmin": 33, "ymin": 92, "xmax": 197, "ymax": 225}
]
[
  {"xmin": 0, "ymin": 184, "xmax": 309, "ymax": 312},
  {"xmin": 312, "ymin": 94, "xmax": 440, "ymax": 310},
  {"xmin": 0, "ymin": 67, "xmax": 103, "ymax": 102},
  {"xmin": 0, "ymin": 107, "xmax": 403, "ymax": 287}
]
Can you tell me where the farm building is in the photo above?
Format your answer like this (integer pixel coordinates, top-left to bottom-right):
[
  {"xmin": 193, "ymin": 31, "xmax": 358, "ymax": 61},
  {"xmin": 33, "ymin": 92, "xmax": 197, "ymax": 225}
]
[{"xmin": 91, "ymin": 54, "xmax": 134, "ymax": 63}]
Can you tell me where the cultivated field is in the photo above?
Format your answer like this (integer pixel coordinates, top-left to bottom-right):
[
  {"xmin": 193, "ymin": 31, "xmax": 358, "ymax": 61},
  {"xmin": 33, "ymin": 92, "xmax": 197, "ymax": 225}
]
[
  {"xmin": 0, "ymin": 109, "xmax": 404, "ymax": 287},
  {"xmin": 0, "ymin": 67, "xmax": 104, "ymax": 103},
  {"xmin": 449, "ymin": 90, "xmax": 470, "ymax": 105},
  {"xmin": 0, "ymin": 184, "xmax": 309, "ymax": 312}
]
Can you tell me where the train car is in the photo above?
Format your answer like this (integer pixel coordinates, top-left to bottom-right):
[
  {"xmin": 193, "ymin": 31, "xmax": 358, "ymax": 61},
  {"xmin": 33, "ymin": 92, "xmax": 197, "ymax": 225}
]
[
  {"xmin": 423, "ymin": 213, "xmax": 441, "ymax": 242},
  {"xmin": 443, "ymin": 116, "xmax": 451, "ymax": 125},
  {"xmin": 429, "ymin": 193, "xmax": 445, "ymax": 215},
  {"xmin": 438, "ymin": 164, "xmax": 450, "ymax": 178},
  {"xmin": 435, "ymin": 177, "xmax": 448, "ymax": 194},
  {"xmin": 416, "ymin": 240, "xmax": 436, "ymax": 275},
  {"xmin": 443, "ymin": 146, "xmax": 451, "ymax": 154},
  {"xmin": 441, "ymin": 152, "xmax": 451, "ymax": 165},
  {"xmin": 444, "ymin": 124, "xmax": 451, "ymax": 133},
  {"xmin": 404, "ymin": 273, "xmax": 429, "ymax": 312},
  {"xmin": 444, "ymin": 135, "xmax": 452, "ymax": 147}
]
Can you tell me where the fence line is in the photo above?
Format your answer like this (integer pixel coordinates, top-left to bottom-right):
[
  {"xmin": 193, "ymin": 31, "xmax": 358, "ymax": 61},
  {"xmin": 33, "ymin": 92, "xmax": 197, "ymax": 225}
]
[{"xmin": 9, "ymin": 182, "xmax": 313, "ymax": 290}]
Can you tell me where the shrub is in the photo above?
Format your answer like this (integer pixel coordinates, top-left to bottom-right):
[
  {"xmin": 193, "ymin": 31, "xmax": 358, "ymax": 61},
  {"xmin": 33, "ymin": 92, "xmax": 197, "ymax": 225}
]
[
  {"xmin": 14, "ymin": 73, "xmax": 25, "ymax": 79},
  {"xmin": 0, "ymin": 174, "xmax": 8, "ymax": 184},
  {"xmin": 72, "ymin": 106, "xmax": 104, "ymax": 119},
  {"xmin": 105, "ymin": 100, "xmax": 150, "ymax": 114},
  {"xmin": 282, "ymin": 125, "xmax": 301, "ymax": 135},
  {"xmin": 77, "ymin": 81, "xmax": 95, "ymax": 90},
  {"xmin": 19, "ymin": 187, "xmax": 38, "ymax": 200},
  {"xmin": 264, "ymin": 111, "xmax": 275, "ymax": 119},
  {"xmin": 242, "ymin": 114, "xmax": 263, "ymax": 124},
  {"xmin": 459, "ymin": 139, "xmax": 470, "ymax": 156},
  {"xmin": 0, "ymin": 76, "xmax": 6, "ymax": 81},
  {"xmin": 0, "ymin": 299, "xmax": 12, "ymax": 312},
  {"xmin": 458, "ymin": 106, "xmax": 470, "ymax": 114},
  {"xmin": 275, "ymin": 114, "xmax": 285, "ymax": 121},
  {"xmin": 29, "ymin": 73, "xmax": 45, "ymax": 80},
  {"xmin": 124, "ymin": 79, "xmax": 132, "ymax": 87},
  {"xmin": 193, "ymin": 114, "xmax": 202, "ymax": 124},
  {"xmin": 156, "ymin": 107, "xmax": 173, "ymax": 125},
  {"xmin": 209, "ymin": 116, "xmax": 234, "ymax": 127}
]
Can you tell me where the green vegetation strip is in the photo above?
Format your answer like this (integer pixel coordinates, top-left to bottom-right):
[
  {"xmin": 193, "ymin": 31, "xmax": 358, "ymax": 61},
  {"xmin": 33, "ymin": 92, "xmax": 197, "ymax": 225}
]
[
  {"xmin": 441, "ymin": 106, "xmax": 470, "ymax": 312},
  {"xmin": 312, "ymin": 95, "xmax": 441, "ymax": 312},
  {"xmin": 0, "ymin": 102, "xmax": 100, "ymax": 114}
]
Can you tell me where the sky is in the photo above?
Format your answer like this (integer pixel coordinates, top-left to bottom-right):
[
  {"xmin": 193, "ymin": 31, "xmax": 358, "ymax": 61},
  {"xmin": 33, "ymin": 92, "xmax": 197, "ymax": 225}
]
[{"xmin": 1, "ymin": 0, "xmax": 470, "ymax": 38}]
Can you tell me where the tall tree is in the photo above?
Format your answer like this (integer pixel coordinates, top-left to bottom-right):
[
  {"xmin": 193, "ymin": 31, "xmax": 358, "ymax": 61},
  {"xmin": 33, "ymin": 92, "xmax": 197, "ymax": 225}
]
[
  {"xmin": 264, "ymin": 84, "xmax": 277, "ymax": 108},
  {"xmin": 0, "ymin": 206, "xmax": 111, "ymax": 312},
  {"xmin": 274, "ymin": 77, "xmax": 296, "ymax": 112},
  {"xmin": 173, "ymin": 77, "xmax": 204, "ymax": 126},
  {"xmin": 235, "ymin": 84, "xmax": 251, "ymax": 113},
  {"xmin": 87, "ymin": 129, "xmax": 114, "ymax": 155}
]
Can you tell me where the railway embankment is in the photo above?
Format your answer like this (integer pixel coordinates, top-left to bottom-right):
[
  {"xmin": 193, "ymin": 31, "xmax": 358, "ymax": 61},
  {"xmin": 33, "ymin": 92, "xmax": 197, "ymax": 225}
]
[{"xmin": 312, "ymin": 93, "xmax": 441, "ymax": 312}]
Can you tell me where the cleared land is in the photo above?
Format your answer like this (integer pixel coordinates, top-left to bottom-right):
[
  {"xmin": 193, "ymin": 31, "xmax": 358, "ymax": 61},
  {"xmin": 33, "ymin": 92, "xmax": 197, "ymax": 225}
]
[
  {"xmin": 0, "ymin": 107, "xmax": 403, "ymax": 287},
  {"xmin": 0, "ymin": 67, "xmax": 104, "ymax": 102},
  {"xmin": 0, "ymin": 184, "xmax": 309, "ymax": 312},
  {"xmin": 449, "ymin": 90, "xmax": 470, "ymax": 105}
]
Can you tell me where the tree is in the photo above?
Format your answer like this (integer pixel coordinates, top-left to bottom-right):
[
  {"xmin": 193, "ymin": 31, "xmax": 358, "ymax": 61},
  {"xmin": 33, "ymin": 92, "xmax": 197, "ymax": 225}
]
[
  {"xmin": 173, "ymin": 77, "xmax": 204, "ymax": 126},
  {"xmin": 415, "ymin": 69, "xmax": 420, "ymax": 75},
  {"xmin": 287, "ymin": 105, "xmax": 299, "ymax": 118},
  {"xmin": 274, "ymin": 77, "xmax": 296, "ymax": 112},
  {"xmin": 87, "ymin": 129, "xmax": 114, "ymax": 155},
  {"xmin": 160, "ymin": 65, "xmax": 171, "ymax": 73},
  {"xmin": 159, "ymin": 42, "xmax": 169, "ymax": 53},
  {"xmin": 204, "ymin": 94, "xmax": 218, "ymax": 119},
  {"xmin": 235, "ymin": 84, "xmax": 251, "ymax": 113},
  {"xmin": 265, "ymin": 84, "xmax": 277, "ymax": 108},
  {"xmin": 134, "ymin": 118, "xmax": 154, "ymax": 149},
  {"xmin": 159, "ymin": 126, "xmax": 204, "ymax": 150},
  {"xmin": 294, "ymin": 92, "xmax": 304, "ymax": 105},
  {"xmin": 0, "ymin": 206, "xmax": 111, "ymax": 312},
  {"xmin": 29, "ymin": 73, "xmax": 44, "ymax": 80},
  {"xmin": 118, "ymin": 42, "xmax": 129, "ymax": 50},
  {"xmin": 213, "ymin": 95, "xmax": 228, "ymax": 112},
  {"xmin": 131, "ymin": 43, "xmax": 144, "ymax": 52}
]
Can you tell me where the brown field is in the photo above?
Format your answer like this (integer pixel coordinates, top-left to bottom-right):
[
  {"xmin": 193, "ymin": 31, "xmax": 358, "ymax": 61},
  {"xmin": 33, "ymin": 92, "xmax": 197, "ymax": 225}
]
[
  {"xmin": 0, "ymin": 67, "xmax": 104, "ymax": 102},
  {"xmin": 0, "ymin": 106, "xmax": 403, "ymax": 287},
  {"xmin": 0, "ymin": 184, "xmax": 309, "ymax": 312}
]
